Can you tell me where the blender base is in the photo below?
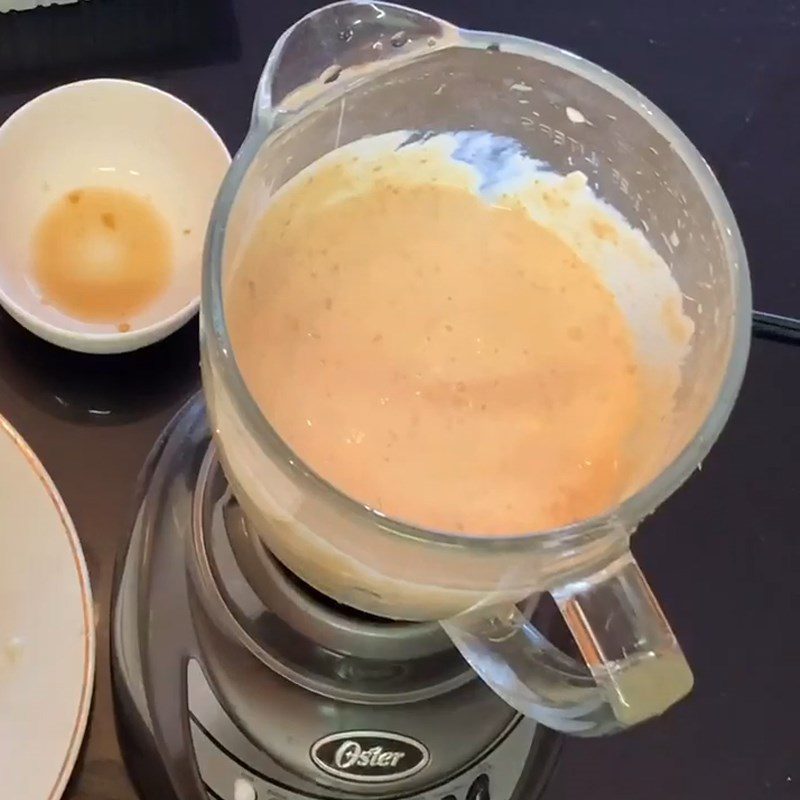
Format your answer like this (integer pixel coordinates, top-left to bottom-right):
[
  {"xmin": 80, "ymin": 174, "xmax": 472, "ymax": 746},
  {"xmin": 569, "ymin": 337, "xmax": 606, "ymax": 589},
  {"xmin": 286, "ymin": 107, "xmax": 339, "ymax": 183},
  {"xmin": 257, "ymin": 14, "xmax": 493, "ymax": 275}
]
[{"xmin": 111, "ymin": 395, "xmax": 560, "ymax": 800}]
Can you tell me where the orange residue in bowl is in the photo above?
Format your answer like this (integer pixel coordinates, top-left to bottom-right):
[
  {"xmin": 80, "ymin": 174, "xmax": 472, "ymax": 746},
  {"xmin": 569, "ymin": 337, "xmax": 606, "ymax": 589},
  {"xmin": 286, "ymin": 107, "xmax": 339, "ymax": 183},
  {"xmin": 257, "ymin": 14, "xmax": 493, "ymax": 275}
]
[{"xmin": 33, "ymin": 186, "xmax": 172, "ymax": 323}]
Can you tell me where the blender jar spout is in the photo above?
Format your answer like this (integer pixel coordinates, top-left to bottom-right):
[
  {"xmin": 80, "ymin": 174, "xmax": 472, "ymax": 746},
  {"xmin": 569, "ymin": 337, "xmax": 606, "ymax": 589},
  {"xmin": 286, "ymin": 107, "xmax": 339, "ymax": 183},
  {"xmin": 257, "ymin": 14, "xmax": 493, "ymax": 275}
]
[{"xmin": 252, "ymin": 1, "xmax": 457, "ymax": 130}]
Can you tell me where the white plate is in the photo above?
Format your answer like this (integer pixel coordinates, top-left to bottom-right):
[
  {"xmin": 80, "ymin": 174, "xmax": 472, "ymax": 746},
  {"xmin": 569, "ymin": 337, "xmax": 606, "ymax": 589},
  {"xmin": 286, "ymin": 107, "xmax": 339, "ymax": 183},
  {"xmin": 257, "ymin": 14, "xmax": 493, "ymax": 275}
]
[{"xmin": 0, "ymin": 416, "xmax": 94, "ymax": 800}]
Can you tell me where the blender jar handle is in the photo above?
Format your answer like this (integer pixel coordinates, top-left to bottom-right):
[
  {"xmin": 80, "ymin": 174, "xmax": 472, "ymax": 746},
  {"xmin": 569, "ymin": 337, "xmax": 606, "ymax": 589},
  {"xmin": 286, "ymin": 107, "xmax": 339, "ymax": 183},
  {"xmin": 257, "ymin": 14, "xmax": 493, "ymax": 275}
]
[{"xmin": 441, "ymin": 551, "xmax": 693, "ymax": 735}]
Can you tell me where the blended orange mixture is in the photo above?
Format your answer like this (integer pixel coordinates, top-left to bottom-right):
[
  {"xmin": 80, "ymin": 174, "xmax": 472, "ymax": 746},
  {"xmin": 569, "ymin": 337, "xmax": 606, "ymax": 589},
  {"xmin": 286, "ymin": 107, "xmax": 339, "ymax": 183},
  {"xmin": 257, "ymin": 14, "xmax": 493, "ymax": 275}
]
[{"xmin": 227, "ymin": 165, "xmax": 642, "ymax": 535}]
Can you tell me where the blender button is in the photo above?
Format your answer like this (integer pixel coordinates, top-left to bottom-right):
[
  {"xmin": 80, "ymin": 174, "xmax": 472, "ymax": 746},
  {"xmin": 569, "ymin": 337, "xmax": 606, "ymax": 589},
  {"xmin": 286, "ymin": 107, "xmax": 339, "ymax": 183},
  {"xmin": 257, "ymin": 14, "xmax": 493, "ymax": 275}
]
[
  {"xmin": 466, "ymin": 774, "xmax": 490, "ymax": 800},
  {"xmin": 234, "ymin": 777, "xmax": 257, "ymax": 800}
]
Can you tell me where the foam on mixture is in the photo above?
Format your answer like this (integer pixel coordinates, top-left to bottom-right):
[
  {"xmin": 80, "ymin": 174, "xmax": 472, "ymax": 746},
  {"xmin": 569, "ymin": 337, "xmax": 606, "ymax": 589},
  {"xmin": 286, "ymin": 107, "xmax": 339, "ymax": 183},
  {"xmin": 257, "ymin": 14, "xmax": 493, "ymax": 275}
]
[
  {"xmin": 226, "ymin": 131, "xmax": 694, "ymax": 534},
  {"xmin": 295, "ymin": 130, "xmax": 693, "ymax": 369}
]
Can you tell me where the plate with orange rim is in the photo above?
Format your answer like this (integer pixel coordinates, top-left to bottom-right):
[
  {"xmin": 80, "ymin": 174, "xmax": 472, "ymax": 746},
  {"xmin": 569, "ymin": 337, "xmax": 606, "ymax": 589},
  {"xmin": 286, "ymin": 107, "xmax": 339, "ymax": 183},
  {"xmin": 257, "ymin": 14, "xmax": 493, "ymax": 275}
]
[{"xmin": 0, "ymin": 414, "xmax": 94, "ymax": 800}]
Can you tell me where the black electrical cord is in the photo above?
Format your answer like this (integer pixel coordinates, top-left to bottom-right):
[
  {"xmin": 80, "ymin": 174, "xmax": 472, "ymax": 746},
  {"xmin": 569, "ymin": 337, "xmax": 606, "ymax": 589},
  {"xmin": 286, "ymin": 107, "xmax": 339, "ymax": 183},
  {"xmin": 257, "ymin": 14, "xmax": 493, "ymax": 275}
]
[{"xmin": 752, "ymin": 311, "xmax": 800, "ymax": 345}]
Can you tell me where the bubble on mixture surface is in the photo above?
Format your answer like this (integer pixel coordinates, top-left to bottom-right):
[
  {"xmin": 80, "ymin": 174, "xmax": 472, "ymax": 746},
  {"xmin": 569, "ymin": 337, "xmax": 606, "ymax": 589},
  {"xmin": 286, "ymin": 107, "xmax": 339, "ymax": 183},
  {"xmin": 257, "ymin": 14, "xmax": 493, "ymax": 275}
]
[
  {"xmin": 258, "ymin": 129, "xmax": 694, "ymax": 383},
  {"xmin": 5, "ymin": 636, "xmax": 24, "ymax": 664}
]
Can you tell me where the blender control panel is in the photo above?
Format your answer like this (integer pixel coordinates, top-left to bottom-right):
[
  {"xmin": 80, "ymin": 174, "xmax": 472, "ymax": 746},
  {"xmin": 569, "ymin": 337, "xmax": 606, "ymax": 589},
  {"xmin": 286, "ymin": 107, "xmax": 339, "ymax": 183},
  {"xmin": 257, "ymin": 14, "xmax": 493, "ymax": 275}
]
[
  {"xmin": 191, "ymin": 718, "xmax": 534, "ymax": 800},
  {"xmin": 188, "ymin": 661, "xmax": 537, "ymax": 800}
]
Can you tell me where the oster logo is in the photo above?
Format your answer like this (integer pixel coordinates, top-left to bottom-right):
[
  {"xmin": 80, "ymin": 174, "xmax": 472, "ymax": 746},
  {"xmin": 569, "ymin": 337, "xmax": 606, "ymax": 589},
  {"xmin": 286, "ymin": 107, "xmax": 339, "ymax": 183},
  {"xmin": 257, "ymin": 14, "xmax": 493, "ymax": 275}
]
[{"xmin": 310, "ymin": 731, "xmax": 430, "ymax": 783}]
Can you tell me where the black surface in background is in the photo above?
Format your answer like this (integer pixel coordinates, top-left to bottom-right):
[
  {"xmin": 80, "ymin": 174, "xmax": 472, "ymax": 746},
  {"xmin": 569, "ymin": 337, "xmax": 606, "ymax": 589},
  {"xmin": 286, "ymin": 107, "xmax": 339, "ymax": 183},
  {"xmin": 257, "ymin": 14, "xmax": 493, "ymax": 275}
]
[
  {"xmin": 0, "ymin": 2, "xmax": 798, "ymax": 799},
  {"xmin": 0, "ymin": 0, "xmax": 240, "ymax": 93}
]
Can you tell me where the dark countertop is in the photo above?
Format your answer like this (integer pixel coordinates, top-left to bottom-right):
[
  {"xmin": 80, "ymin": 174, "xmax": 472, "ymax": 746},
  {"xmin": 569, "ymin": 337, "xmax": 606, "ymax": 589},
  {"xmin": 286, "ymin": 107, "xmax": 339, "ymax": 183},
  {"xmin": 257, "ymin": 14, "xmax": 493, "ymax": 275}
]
[{"xmin": 0, "ymin": 2, "xmax": 798, "ymax": 799}]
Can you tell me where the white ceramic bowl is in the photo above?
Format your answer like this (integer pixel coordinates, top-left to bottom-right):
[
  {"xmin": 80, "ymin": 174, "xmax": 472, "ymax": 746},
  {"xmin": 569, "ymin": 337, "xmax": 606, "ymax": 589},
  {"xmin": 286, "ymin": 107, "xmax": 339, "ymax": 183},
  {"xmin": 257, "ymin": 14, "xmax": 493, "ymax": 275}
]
[{"xmin": 0, "ymin": 79, "xmax": 230, "ymax": 353}]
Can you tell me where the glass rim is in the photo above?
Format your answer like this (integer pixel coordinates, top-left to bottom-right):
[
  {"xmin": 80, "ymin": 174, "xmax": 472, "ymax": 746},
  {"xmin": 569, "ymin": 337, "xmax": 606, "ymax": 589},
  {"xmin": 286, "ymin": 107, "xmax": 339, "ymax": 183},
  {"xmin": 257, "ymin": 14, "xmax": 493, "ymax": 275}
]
[{"xmin": 201, "ymin": 18, "xmax": 752, "ymax": 554}]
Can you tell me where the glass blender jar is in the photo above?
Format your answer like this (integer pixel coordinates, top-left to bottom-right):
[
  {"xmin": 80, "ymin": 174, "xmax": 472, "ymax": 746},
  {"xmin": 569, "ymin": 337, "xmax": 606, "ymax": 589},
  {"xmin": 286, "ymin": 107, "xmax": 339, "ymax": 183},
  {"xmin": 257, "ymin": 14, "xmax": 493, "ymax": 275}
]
[{"xmin": 201, "ymin": 1, "xmax": 751, "ymax": 736}]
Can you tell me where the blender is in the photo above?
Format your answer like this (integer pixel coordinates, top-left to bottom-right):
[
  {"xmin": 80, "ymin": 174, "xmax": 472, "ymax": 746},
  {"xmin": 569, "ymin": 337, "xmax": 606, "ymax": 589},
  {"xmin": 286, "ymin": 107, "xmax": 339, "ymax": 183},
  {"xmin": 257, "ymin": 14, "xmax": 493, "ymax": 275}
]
[{"xmin": 112, "ymin": 2, "xmax": 751, "ymax": 798}]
